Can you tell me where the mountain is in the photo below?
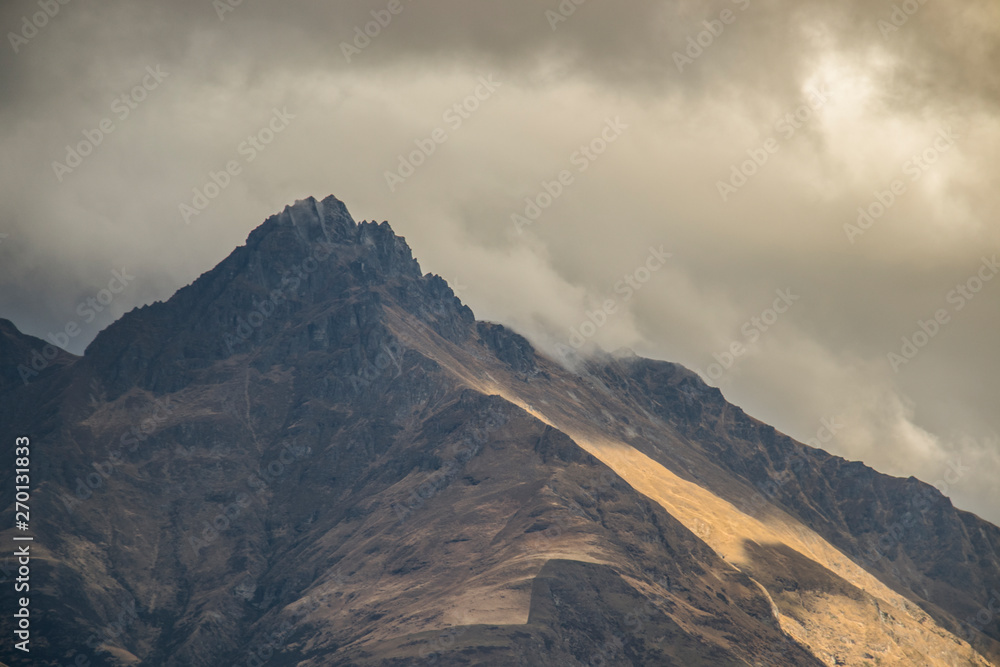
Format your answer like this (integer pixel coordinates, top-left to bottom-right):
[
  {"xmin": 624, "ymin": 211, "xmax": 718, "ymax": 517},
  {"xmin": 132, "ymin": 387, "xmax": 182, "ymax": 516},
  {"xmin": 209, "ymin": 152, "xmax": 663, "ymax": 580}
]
[{"xmin": 1, "ymin": 195, "xmax": 998, "ymax": 666}]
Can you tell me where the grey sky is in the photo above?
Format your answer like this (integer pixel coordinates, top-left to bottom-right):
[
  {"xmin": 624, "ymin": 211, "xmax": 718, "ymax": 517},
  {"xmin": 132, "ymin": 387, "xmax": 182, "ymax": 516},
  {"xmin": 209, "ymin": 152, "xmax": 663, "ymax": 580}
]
[{"xmin": 1, "ymin": 0, "xmax": 998, "ymax": 522}]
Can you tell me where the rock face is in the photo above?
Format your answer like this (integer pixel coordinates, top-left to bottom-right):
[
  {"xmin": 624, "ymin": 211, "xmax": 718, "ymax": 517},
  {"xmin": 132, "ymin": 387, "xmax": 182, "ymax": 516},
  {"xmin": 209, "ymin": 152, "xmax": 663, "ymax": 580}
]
[{"xmin": 1, "ymin": 195, "xmax": 998, "ymax": 666}]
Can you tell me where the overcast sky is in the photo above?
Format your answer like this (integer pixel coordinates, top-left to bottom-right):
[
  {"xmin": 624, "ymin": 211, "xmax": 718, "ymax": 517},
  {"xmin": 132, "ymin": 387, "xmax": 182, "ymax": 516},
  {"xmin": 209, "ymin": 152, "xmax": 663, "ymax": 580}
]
[{"xmin": 1, "ymin": 0, "xmax": 998, "ymax": 522}]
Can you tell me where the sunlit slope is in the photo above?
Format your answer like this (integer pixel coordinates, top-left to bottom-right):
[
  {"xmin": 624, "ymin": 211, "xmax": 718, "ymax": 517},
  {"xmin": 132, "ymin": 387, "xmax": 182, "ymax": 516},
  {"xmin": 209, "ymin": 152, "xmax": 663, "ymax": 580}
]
[{"xmin": 385, "ymin": 308, "xmax": 996, "ymax": 666}]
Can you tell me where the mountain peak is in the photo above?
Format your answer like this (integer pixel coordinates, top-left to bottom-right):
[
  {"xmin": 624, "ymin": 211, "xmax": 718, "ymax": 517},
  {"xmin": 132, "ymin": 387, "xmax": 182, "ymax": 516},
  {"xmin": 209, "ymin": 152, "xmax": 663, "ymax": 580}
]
[
  {"xmin": 252, "ymin": 194, "xmax": 359, "ymax": 247},
  {"xmin": 79, "ymin": 196, "xmax": 464, "ymax": 399}
]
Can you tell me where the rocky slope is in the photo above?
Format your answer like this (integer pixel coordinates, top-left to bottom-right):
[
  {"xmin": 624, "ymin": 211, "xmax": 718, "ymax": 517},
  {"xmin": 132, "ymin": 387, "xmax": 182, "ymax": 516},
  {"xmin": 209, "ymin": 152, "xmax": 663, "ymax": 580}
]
[{"xmin": 1, "ymin": 195, "xmax": 997, "ymax": 666}]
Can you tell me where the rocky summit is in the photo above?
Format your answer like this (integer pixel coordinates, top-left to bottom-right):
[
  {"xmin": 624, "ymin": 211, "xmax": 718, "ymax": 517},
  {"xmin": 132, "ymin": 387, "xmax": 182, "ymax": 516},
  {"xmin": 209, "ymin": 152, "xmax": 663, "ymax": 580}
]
[{"xmin": 1, "ymin": 195, "xmax": 999, "ymax": 666}]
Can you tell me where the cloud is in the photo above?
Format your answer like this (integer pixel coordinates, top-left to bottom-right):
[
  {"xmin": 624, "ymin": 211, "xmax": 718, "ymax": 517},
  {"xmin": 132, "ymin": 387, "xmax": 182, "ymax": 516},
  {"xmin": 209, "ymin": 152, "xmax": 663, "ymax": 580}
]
[{"xmin": 0, "ymin": 0, "xmax": 997, "ymax": 521}]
